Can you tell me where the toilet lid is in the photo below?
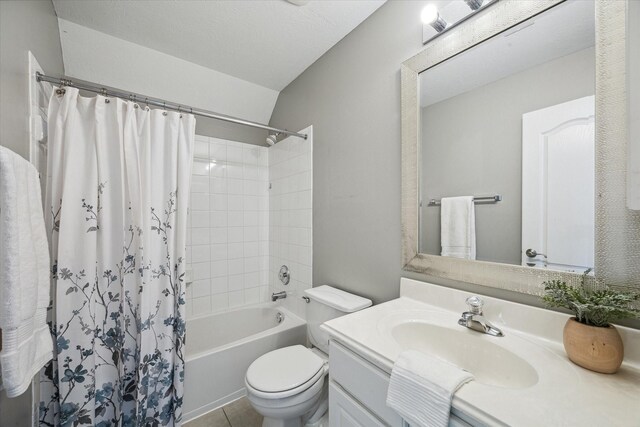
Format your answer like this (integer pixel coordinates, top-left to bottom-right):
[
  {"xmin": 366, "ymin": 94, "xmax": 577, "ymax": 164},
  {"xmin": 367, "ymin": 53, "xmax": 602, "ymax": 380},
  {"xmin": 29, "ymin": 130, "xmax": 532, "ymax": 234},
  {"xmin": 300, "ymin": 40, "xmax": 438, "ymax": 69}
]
[{"xmin": 246, "ymin": 345, "xmax": 324, "ymax": 393}]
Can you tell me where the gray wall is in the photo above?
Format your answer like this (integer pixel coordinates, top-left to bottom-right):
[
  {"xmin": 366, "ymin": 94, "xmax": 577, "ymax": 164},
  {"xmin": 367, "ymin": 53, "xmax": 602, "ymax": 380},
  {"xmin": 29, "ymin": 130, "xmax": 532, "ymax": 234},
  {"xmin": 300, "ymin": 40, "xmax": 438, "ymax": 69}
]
[
  {"xmin": 269, "ymin": 1, "xmax": 425, "ymax": 304},
  {"xmin": 196, "ymin": 118, "xmax": 267, "ymax": 147},
  {"xmin": 420, "ymin": 47, "xmax": 595, "ymax": 264},
  {"xmin": 268, "ymin": 1, "xmax": 612, "ymax": 312},
  {"xmin": 0, "ymin": 1, "xmax": 64, "ymax": 425}
]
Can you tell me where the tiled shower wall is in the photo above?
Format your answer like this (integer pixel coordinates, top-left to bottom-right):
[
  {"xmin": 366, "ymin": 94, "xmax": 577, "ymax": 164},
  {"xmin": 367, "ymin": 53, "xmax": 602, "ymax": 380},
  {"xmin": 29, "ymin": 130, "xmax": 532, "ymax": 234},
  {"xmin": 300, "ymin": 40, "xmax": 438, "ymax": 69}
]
[
  {"xmin": 186, "ymin": 136, "xmax": 270, "ymax": 318},
  {"xmin": 268, "ymin": 127, "xmax": 313, "ymax": 318}
]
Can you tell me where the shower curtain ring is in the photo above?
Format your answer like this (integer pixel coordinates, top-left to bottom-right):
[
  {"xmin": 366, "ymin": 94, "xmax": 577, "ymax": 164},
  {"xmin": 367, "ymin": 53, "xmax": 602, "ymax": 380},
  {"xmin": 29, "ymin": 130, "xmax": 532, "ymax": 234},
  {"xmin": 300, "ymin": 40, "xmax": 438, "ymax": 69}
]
[
  {"xmin": 162, "ymin": 101, "xmax": 167, "ymax": 116},
  {"xmin": 178, "ymin": 105, "xmax": 183, "ymax": 118}
]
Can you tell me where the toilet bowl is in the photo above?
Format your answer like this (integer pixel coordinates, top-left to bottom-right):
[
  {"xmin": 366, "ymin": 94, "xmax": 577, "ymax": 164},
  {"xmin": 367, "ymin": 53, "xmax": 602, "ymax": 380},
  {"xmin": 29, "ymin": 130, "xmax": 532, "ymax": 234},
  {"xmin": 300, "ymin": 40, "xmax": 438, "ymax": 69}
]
[
  {"xmin": 245, "ymin": 286, "xmax": 372, "ymax": 427},
  {"xmin": 245, "ymin": 346, "xmax": 328, "ymax": 427}
]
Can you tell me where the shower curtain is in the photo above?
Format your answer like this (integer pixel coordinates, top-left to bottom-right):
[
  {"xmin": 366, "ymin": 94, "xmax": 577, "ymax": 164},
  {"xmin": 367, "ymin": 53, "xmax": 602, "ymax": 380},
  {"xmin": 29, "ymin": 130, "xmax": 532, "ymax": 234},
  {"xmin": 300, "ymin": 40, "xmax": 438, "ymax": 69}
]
[{"xmin": 38, "ymin": 87, "xmax": 194, "ymax": 426}]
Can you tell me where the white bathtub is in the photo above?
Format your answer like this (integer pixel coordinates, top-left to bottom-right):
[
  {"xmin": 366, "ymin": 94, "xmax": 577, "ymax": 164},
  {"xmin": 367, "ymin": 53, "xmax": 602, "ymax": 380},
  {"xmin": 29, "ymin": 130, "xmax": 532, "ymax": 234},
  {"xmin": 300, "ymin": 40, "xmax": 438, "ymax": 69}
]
[{"xmin": 183, "ymin": 304, "xmax": 307, "ymax": 421}]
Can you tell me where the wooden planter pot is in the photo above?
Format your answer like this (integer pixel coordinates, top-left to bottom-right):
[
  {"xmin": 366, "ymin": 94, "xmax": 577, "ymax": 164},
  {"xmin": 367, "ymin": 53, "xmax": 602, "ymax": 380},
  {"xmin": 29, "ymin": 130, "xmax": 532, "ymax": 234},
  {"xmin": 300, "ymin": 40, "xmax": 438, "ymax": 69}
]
[{"xmin": 563, "ymin": 317, "xmax": 623, "ymax": 374}]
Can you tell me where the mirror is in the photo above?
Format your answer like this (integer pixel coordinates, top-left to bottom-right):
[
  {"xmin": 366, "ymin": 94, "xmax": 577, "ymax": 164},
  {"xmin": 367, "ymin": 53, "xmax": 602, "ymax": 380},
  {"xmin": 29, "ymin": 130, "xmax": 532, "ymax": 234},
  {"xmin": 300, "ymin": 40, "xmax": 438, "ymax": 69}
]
[{"xmin": 418, "ymin": 0, "xmax": 595, "ymax": 273}]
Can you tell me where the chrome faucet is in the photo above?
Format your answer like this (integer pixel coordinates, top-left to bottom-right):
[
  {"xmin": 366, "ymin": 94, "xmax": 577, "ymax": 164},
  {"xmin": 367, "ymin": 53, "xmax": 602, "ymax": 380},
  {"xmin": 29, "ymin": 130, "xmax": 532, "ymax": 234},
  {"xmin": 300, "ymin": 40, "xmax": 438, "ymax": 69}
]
[
  {"xmin": 271, "ymin": 291, "xmax": 287, "ymax": 302},
  {"xmin": 458, "ymin": 296, "xmax": 504, "ymax": 337}
]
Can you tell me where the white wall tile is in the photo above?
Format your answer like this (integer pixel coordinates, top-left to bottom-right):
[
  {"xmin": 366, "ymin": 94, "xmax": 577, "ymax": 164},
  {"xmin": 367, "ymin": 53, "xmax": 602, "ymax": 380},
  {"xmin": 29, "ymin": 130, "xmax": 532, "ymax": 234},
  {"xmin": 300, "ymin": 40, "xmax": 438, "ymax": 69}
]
[
  {"xmin": 227, "ymin": 164, "xmax": 243, "ymax": 179},
  {"xmin": 211, "ymin": 277, "xmax": 228, "ymax": 294},
  {"xmin": 210, "ymin": 177, "xmax": 227, "ymax": 194},
  {"xmin": 244, "ymin": 287, "xmax": 260, "ymax": 305},
  {"xmin": 228, "ymin": 195, "xmax": 243, "ymax": 211},
  {"xmin": 192, "ymin": 262, "xmax": 210, "ymax": 281},
  {"xmin": 228, "ymin": 178, "xmax": 243, "ymax": 195},
  {"xmin": 228, "ymin": 242, "xmax": 244, "ymax": 260},
  {"xmin": 192, "ymin": 296, "xmax": 211, "ymax": 316},
  {"xmin": 228, "ymin": 211, "xmax": 243, "ymax": 227},
  {"xmin": 227, "ymin": 146, "xmax": 243, "ymax": 163},
  {"xmin": 244, "ymin": 272, "xmax": 260, "ymax": 288},
  {"xmin": 244, "ymin": 242, "xmax": 259, "ymax": 257},
  {"xmin": 268, "ymin": 131, "xmax": 313, "ymax": 318},
  {"xmin": 228, "ymin": 291, "xmax": 244, "ymax": 308},
  {"xmin": 209, "ymin": 162, "xmax": 226, "ymax": 178},
  {"xmin": 192, "ymin": 279, "xmax": 211, "ymax": 298},
  {"xmin": 191, "ymin": 193, "xmax": 210, "ymax": 211},
  {"xmin": 211, "ymin": 293, "xmax": 228, "ymax": 312},
  {"xmin": 228, "ymin": 274, "xmax": 244, "ymax": 292},
  {"xmin": 186, "ymin": 136, "xmax": 274, "ymax": 319},
  {"xmin": 228, "ymin": 227, "xmax": 244, "ymax": 243},
  {"xmin": 228, "ymin": 258, "xmax": 244, "ymax": 276},
  {"xmin": 208, "ymin": 243, "xmax": 226, "ymax": 261},
  {"xmin": 194, "ymin": 137, "xmax": 210, "ymax": 158},
  {"xmin": 192, "ymin": 229, "xmax": 210, "ymax": 246},
  {"xmin": 211, "ymin": 260, "xmax": 228, "ymax": 278},
  {"xmin": 211, "ymin": 194, "xmax": 228, "ymax": 211},
  {"xmin": 210, "ymin": 142, "xmax": 226, "ymax": 161},
  {"xmin": 191, "ymin": 245, "xmax": 210, "ymax": 263},
  {"xmin": 210, "ymin": 211, "xmax": 227, "ymax": 228},
  {"xmin": 210, "ymin": 227, "xmax": 228, "ymax": 244},
  {"xmin": 191, "ymin": 176, "xmax": 209, "ymax": 193},
  {"xmin": 192, "ymin": 159, "xmax": 210, "ymax": 176}
]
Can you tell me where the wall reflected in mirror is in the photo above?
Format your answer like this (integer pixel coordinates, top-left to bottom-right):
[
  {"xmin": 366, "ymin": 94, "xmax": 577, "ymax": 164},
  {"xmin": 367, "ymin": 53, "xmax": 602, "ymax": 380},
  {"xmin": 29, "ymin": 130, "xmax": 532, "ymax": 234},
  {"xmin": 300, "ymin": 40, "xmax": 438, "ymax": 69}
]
[{"xmin": 418, "ymin": 0, "xmax": 595, "ymax": 273}]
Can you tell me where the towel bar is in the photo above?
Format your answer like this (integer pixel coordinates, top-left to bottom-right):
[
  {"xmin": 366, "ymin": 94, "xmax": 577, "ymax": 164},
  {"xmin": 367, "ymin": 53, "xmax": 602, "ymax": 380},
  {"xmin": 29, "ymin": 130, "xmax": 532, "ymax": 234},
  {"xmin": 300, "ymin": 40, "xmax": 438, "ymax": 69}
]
[{"xmin": 426, "ymin": 195, "xmax": 502, "ymax": 206}]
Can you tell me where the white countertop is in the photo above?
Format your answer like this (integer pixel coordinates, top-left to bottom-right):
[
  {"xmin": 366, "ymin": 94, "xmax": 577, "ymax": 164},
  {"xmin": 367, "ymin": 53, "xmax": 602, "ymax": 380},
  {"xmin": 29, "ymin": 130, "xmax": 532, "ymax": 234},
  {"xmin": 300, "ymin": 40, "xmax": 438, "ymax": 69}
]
[{"xmin": 322, "ymin": 278, "xmax": 640, "ymax": 426}]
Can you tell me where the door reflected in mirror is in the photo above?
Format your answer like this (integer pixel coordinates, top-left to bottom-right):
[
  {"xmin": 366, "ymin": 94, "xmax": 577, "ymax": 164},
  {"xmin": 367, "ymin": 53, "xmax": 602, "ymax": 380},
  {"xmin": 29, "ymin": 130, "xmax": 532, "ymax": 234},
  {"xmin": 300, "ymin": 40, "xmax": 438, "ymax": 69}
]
[{"xmin": 418, "ymin": 0, "xmax": 595, "ymax": 273}]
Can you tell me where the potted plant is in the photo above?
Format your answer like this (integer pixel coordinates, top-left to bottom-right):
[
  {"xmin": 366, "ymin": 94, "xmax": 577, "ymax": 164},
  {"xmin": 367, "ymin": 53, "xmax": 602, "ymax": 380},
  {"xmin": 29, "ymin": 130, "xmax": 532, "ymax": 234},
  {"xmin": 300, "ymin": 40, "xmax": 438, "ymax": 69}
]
[{"xmin": 542, "ymin": 270, "xmax": 640, "ymax": 374}]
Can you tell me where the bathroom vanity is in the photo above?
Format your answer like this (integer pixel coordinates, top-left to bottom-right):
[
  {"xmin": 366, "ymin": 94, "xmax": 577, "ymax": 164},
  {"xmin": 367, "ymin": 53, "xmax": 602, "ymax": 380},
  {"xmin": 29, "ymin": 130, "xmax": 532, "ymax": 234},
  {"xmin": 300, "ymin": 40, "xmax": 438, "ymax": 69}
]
[{"xmin": 321, "ymin": 279, "xmax": 640, "ymax": 426}]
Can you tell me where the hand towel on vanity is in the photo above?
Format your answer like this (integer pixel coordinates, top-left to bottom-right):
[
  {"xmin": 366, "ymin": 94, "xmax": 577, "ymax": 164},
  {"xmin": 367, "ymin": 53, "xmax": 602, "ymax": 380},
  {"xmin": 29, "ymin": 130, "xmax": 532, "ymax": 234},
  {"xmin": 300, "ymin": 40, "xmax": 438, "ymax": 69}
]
[
  {"xmin": 386, "ymin": 350, "xmax": 474, "ymax": 427},
  {"xmin": 440, "ymin": 196, "xmax": 476, "ymax": 260},
  {"xmin": 0, "ymin": 146, "xmax": 52, "ymax": 398}
]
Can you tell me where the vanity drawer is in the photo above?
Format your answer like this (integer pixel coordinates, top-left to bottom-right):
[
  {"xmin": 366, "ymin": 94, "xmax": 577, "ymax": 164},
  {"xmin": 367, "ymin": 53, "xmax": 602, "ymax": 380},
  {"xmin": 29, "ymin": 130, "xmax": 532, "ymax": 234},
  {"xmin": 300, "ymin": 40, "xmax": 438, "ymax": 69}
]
[
  {"xmin": 329, "ymin": 340, "xmax": 404, "ymax": 427},
  {"xmin": 329, "ymin": 381, "xmax": 386, "ymax": 427}
]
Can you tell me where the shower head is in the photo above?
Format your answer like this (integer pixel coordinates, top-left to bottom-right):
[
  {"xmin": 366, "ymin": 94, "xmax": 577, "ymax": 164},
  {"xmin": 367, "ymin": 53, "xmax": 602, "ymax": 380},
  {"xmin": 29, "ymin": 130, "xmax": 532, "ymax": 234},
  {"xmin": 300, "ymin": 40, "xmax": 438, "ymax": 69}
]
[{"xmin": 266, "ymin": 133, "xmax": 279, "ymax": 146}]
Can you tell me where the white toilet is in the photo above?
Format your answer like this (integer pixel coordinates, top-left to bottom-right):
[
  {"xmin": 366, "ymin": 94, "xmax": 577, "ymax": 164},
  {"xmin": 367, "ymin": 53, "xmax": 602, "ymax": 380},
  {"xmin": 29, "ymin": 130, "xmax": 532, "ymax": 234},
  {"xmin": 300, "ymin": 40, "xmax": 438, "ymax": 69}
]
[{"xmin": 245, "ymin": 286, "xmax": 372, "ymax": 427}]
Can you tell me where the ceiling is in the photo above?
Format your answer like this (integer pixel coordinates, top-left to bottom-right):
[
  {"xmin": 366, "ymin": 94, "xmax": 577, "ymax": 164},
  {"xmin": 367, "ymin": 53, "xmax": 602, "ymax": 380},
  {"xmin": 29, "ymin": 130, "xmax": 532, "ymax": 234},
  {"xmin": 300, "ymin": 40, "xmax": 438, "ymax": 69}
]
[
  {"xmin": 420, "ymin": 0, "xmax": 595, "ymax": 107},
  {"xmin": 52, "ymin": 0, "xmax": 385, "ymax": 91}
]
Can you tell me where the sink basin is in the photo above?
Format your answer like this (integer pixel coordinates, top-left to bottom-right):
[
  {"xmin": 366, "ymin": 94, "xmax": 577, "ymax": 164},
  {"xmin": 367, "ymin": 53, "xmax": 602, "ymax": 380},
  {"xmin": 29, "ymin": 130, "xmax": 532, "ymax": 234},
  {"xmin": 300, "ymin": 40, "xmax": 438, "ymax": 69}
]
[{"xmin": 391, "ymin": 322, "xmax": 539, "ymax": 389}]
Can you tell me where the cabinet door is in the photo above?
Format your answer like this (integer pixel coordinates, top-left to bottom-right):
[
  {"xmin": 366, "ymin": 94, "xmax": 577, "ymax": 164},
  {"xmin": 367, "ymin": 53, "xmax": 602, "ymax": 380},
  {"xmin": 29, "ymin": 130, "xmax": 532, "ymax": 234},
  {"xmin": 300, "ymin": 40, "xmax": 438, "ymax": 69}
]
[{"xmin": 329, "ymin": 381, "xmax": 385, "ymax": 427}]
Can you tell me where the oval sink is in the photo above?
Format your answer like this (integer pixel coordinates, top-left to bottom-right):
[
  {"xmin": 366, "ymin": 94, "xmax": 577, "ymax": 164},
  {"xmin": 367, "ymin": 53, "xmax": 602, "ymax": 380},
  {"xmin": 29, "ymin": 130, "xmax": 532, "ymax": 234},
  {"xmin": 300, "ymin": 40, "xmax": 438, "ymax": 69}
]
[{"xmin": 391, "ymin": 322, "xmax": 539, "ymax": 389}]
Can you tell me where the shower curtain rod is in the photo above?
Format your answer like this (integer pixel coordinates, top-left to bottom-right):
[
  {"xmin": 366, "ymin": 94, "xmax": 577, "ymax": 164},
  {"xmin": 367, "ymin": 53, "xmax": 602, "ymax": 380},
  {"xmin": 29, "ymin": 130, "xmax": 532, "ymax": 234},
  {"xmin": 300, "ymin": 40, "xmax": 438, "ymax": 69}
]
[{"xmin": 35, "ymin": 72, "xmax": 308, "ymax": 140}]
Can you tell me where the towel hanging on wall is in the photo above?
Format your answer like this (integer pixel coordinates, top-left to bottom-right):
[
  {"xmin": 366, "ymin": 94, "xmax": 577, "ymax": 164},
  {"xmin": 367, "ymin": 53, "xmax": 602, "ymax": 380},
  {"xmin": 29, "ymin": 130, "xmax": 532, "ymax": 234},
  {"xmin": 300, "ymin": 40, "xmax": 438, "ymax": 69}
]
[
  {"xmin": 0, "ymin": 146, "xmax": 52, "ymax": 398},
  {"xmin": 440, "ymin": 196, "xmax": 476, "ymax": 260}
]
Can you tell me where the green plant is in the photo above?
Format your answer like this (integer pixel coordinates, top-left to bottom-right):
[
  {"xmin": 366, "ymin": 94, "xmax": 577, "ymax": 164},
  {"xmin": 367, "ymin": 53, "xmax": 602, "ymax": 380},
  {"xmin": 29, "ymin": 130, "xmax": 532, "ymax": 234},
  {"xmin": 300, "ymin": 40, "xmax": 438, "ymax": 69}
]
[{"xmin": 542, "ymin": 270, "xmax": 640, "ymax": 327}]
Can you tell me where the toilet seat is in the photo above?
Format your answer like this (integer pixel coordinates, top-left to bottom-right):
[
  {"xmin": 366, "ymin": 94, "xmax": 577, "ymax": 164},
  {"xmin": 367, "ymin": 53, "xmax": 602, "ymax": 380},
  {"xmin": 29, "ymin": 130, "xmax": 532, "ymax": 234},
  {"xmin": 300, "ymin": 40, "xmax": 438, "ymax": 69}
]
[{"xmin": 246, "ymin": 345, "xmax": 327, "ymax": 400}]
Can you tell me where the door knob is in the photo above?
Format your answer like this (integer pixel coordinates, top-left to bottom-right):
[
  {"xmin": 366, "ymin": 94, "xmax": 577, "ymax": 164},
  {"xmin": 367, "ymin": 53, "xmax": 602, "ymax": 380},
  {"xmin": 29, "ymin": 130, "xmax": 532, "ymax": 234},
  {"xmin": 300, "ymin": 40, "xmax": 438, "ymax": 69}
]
[{"xmin": 525, "ymin": 248, "xmax": 547, "ymax": 258}]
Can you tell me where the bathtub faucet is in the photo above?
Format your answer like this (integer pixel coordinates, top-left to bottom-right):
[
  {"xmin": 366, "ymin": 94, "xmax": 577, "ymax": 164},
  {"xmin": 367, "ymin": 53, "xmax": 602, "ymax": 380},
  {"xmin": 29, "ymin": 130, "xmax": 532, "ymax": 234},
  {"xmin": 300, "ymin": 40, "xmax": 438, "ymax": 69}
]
[{"xmin": 271, "ymin": 291, "xmax": 287, "ymax": 302}]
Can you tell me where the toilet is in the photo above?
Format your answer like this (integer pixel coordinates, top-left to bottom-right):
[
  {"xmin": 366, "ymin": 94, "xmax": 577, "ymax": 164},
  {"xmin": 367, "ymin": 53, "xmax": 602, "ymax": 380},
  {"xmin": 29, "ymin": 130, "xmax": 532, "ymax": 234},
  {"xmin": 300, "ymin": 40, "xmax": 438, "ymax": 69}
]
[{"xmin": 245, "ymin": 286, "xmax": 372, "ymax": 427}]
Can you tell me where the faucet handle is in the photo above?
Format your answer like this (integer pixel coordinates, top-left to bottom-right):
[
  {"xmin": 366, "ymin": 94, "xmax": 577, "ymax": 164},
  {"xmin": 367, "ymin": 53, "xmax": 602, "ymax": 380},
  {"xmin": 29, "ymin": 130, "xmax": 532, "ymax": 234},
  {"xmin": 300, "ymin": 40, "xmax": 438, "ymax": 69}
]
[{"xmin": 466, "ymin": 296, "xmax": 484, "ymax": 315}]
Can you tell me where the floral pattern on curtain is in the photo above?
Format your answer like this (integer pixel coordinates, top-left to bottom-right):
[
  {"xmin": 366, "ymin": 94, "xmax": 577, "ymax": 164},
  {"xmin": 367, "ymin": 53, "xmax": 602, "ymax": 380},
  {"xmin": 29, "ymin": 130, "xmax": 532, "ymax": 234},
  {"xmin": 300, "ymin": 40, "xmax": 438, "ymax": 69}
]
[{"xmin": 39, "ymin": 87, "xmax": 194, "ymax": 427}]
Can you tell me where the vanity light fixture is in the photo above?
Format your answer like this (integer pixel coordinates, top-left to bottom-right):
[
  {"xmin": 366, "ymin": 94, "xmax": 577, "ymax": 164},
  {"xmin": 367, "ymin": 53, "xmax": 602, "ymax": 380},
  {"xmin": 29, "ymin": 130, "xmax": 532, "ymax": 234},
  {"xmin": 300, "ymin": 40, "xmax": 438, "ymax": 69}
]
[
  {"xmin": 421, "ymin": 4, "xmax": 448, "ymax": 32},
  {"xmin": 422, "ymin": 0, "xmax": 496, "ymax": 44},
  {"xmin": 464, "ymin": 0, "xmax": 484, "ymax": 11}
]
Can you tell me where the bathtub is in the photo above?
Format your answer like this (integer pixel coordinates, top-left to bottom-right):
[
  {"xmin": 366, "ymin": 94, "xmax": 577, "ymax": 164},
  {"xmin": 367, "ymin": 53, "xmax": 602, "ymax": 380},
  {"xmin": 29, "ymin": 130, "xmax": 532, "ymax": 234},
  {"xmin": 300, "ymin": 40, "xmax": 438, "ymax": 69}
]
[{"xmin": 183, "ymin": 304, "xmax": 307, "ymax": 421}]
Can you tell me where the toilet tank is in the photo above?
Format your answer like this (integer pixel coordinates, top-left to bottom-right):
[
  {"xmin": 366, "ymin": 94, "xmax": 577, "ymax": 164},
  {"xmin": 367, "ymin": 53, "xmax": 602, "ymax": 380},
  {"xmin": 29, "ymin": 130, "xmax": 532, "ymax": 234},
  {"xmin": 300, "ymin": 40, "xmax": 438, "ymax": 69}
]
[{"xmin": 304, "ymin": 286, "xmax": 372, "ymax": 354}]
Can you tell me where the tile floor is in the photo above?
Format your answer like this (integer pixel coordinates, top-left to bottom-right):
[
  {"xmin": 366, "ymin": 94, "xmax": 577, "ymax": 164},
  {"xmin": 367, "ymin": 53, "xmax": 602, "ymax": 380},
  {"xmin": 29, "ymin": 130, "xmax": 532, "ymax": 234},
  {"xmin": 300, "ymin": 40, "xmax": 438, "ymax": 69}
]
[{"xmin": 184, "ymin": 397, "xmax": 263, "ymax": 427}]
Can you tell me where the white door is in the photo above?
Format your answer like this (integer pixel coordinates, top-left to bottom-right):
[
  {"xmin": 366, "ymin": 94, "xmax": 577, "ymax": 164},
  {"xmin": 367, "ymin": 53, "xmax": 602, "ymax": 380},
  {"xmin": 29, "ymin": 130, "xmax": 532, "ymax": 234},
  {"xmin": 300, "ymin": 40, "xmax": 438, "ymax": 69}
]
[{"xmin": 522, "ymin": 95, "xmax": 595, "ymax": 272}]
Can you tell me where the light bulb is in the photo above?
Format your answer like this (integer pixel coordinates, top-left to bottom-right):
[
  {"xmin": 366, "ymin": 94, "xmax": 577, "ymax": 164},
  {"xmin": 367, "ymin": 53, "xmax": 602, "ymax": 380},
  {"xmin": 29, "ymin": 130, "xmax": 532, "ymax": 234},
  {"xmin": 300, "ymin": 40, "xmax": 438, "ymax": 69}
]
[
  {"xmin": 421, "ymin": 4, "xmax": 439, "ymax": 25},
  {"xmin": 421, "ymin": 4, "xmax": 447, "ymax": 32}
]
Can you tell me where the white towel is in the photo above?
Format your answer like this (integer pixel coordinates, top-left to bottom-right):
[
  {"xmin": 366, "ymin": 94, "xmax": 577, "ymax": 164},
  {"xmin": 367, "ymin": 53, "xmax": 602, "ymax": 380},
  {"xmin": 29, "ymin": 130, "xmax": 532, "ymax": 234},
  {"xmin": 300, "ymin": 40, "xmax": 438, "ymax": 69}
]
[
  {"xmin": 440, "ymin": 196, "xmax": 476, "ymax": 260},
  {"xmin": 386, "ymin": 350, "xmax": 473, "ymax": 427},
  {"xmin": 0, "ymin": 146, "xmax": 52, "ymax": 398}
]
